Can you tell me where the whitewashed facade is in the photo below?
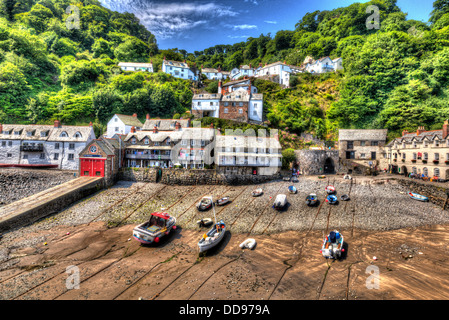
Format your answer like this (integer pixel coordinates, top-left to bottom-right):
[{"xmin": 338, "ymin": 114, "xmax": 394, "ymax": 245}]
[
  {"xmin": 162, "ymin": 58, "xmax": 198, "ymax": 81},
  {"xmin": 255, "ymin": 61, "xmax": 293, "ymax": 87},
  {"xmin": 230, "ymin": 65, "xmax": 255, "ymax": 80},
  {"xmin": 0, "ymin": 121, "xmax": 96, "ymax": 170},
  {"xmin": 191, "ymin": 93, "xmax": 221, "ymax": 118},
  {"xmin": 118, "ymin": 62, "xmax": 153, "ymax": 72},
  {"xmin": 106, "ymin": 114, "xmax": 144, "ymax": 138}
]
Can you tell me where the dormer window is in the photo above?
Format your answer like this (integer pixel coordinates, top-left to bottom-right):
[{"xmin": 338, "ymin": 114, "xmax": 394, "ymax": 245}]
[
  {"xmin": 74, "ymin": 132, "xmax": 82, "ymax": 138},
  {"xmin": 60, "ymin": 131, "xmax": 68, "ymax": 137},
  {"xmin": 14, "ymin": 130, "xmax": 22, "ymax": 135},
  {"xmin": 144, "ymin": 138, "xmax": 149, "ymax": 145},
  {"xmin": 435, "ymin": 140, "xmax": 440, "ymax": 147},
  {"xmin": 131, "ymin": 138, "xmax": 137, "ymax": 145}
]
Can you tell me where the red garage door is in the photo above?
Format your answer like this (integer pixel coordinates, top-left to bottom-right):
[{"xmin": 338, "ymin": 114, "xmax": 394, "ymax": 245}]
[{"xmin": 80, "ymin": 158, "xmax": 105, "ymax": 177}]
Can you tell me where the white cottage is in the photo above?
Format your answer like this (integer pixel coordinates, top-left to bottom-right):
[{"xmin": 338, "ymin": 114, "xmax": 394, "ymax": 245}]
[
  {"xmin": 118, "ymin": 62, "xmax": 153, "ymax": 72},
  {"xmin": 255, "ymin": 61, "xmax": 292, "ymax": 87},
  {"xmin": 230, "ymin": 64, "xmax": 255, "ymax": 80},
  {"xmin": 106, "ymin": 114, "xmax": 144, "ymax": 138},
  {"xmin": 162, "ymin": 58, "xmax": 198, "ymax": 81},
  {"xmin": 201, "ymin": 66, "xmax": 230, "ymax": 80}
]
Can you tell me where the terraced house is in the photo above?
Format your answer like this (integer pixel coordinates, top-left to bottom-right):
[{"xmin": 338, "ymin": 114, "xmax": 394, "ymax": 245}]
[
  {"xmin": 0, "ymin": 121, "xmax": 96, "ymax": 170},
  {"xmin": 386, "ymin": 121, "xmax": 449, "ymax": 179},
  {"xmin": 123, "ymin": 119, "xmax": 214, "ymax": 169}
]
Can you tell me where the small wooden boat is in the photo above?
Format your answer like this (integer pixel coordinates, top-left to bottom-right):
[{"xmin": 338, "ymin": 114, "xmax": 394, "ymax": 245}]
[
  {"xmin": 326, "ymin": 194, "xmax": 338, "ymax": 204},
  {"xmin": 197, "ymin": 196, "xmax": 213, "ymax": 211},
  {"xmin": 273, "ymin": 194, "xmax": 287, "ymax": 210},
  {"xmin": 239, "ymin": 238, "xmax": 256, "ymax": 250},
  {"xmin": 408, "ymin": 192, "xmax": 429, "ymax": 202},
  {"xmin": 252, "ymin": 188, "xmax": 263, "ymax": 197},
  {"xmin": 325, "ymin": 185, "xmax": 336, "ymax": 194},
  {"xmin": 291, "ymin": 177, "xmax": 299, "ymax": 183},
  {"xmin": 321, "ymin": 230, "xmax": 344, "ymax": 259},
  {"xmin": 198, "ymin": 220, "xmax": 226, "ymax": 253},
  {"xmin": 133, "ymin": 212, "xmax": 177, "ymax": 245},
  {"xmin": 288, "ymin": 186, "xmax": 297, "ymax": 194},
  {"xmin": 283, "ymin": 176, "xmax": 291, "ymax": 181},
  {"xmin": 343, "ymin": 174, "xmax": 352, "ymax": 180},
  {"xmin": 216, "ymin": 197, "xmax": 230, "ymax": 206},
  {"xmin": 196, "ymin": 218, "xmax": 213, "ymax": 227},
  {"xmin": 306, "ymin": 194, "xmax": 318, "ymax": 206},
  {"xmin": 318, "ymin": 175, "xmax": 326, "ymax": 179},
  {"xmin": 340, "ymin": 194, "xmax": 350, "ymax": 201}
]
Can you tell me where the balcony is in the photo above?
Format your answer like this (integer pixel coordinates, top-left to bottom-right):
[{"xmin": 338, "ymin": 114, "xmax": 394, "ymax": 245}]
[
  {"xmin": 20, "ymin": 144, "xmax": 44, "ymax": 152},
  {"xmin": 126, "ymin": 154, "xmax": 171, "ymax": 160}
]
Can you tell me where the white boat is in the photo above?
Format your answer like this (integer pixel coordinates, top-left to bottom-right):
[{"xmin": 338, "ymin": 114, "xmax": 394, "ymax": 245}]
[
  {"xmin": 239, "ymin": 238, "xmax": 256, "ymax": 250},
  {"xmin": 252, "ymin": 188, "xmax": 263, "ymax": 197},
  {"xmin": 197, "ymin": 196, "xmax": 227, "ymax": 253},
  {"xmin": 321, "ymin": 230, "xmax": 344, "ymax": 259},
  {"xmin": 216, "ymin": 197, "xmax": 230, "ymax": 206},
  {"xmin": 288, "ymin": 186, "xmax": 297, "ymax": 194},
  {"xmin": 197, "ymin": 196, "xmax": 213, "ymax": 211},
  {"xmin": 273, "ymin": 194, "xmax": 287, "ymax": 210},
  {"xmin": 325, "ymin": 185, "xmax": 336, "ymax": 194},
  {"xmin": 133, "ymin": 212, "xmax": 177, "ymax": 245},
  {"xmin": 196, "ymin": 218, "xmax": 213, "ymax": 227}
]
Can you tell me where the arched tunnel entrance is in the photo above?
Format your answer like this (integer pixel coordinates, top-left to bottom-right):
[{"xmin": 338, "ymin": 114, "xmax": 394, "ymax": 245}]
[{"xmin": 324, "ymin": 158, "xmax": 335, "ymax": 174}]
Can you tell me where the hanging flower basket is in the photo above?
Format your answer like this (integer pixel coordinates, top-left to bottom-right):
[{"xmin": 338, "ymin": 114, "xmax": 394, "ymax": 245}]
[
  {"xmin": 445, "ymin": 160, "xmax": 449, "ymax": 165},
  {"xmin": 433, "ymin": 160, "xmax": 439, "ymax": 164},
  {"xmin": 411, "ymin": 159, "xmax": 417, "ymax": 163},
  {"xmin": 422, "ymin": 160, "xmax": 427, "ymax": 163}
]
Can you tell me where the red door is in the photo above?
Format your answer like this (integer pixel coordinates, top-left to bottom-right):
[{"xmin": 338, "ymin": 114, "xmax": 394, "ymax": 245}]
[{"xmin": 80, "ymin": 158, "xmax": 105, "ymax": 177}]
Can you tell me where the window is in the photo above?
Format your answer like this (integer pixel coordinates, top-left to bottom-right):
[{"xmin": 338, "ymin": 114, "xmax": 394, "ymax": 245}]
[
  {"xmin": 69, "ymin": 143, "xmax": 75, "ymax": 150},
  {"xmin": 23, "ymin": 154, "xmax": 28, "ymax": 159},
  {"xmin": 413, "ymin": 153, "xmax": 417, "ymax": 160},
  {"xmin": 360, "ymin": 153, "xmax": 366, "ymax": 158},
  {"xmin": 68, "ymin": 154, "xmax": 74, "ymax": 161},
  {"xmin": 131, "ymin": 138, "xmax": 136, "ymax": 145},
  {"xmin": 7, "ymin": 153, "xmax": 11, "ymax": 158},
  {"xmin": 41, "ymin": 131, "xmax": 48, "ymax": 137},
  {"xmin": 424, "ymin": 152, "xmax": 428, "ymax": 160},
  {"xmin": 115, "ymin": 127, "xmax": 119, "ymax": 132},
  {"xmin": 60, "ymin": 131, "xmax": 68, "ymax": 137},
  {"xmin": 144, "ymin": 138, "xmax": 149, "ymax": 145},
  {"xmin": 8, "ymin": 141, "xmax": 12, "ymax": 146},
  {"xmin": 360, "ymin": 141, "xmax": 366, "ymax": 147},
  {"xmin": 224, "ymin": 108, "xmax": 229, "ymax": 114},
  {"xmin": 74, "ymin": 132, "xmax": 82, "ymax": 138},
  {"xmin": 55, "ymin": 143, "xmax": 60, "ymax": 150},
  {"xmin": 54, "ymin": 153, "xmax": 59, "ymax": 160},
  {"xmin": 371, "ymin": 141, "xmax": 378, "ymax": 146},
  {"xmin": 201, "ymin": 140, "xmax": 205, "ymax": 146},
  {"xmin": 435, "ymin": 140, "xmax": 440, "ymax": 147},
  {"xmin": 181, "ymin": 140, "xmax": 187, "ymax": 146},
  {"xmin": 435, "ymin": 168, "xmax": 440, "ymax": 177},
  {"xmin": 423, "ymin": 167, "xmax": 428, "ymax": 177},
  {"xmin": 1, "ymin": 141, "xmax": 5, "ymax": 147},
  {"xmin": 435, "ymin": 153, "xmax": 440, "ymax": 160},
  {"xmin": 210, "ymin": 102, "xmax": 213, "ymax": 106},
  {"xmin": 115, "ymin": 117, "xmax": 118, "ymax": 122},
  {"xmin": 239, "ymin": 102, "xmax": 243, "ymax": 107},
  {"xmin": 413, "ymin": 141, "xmax": 417, "ymax": 148},
  {"xmin": 154, "ymin": 142, "xmax": 160, "ymax": 146},
  {"xmin": 347, "ymin": 141, "xmax": 354, "ymax": 149},
  {"xmin": 239, "ymin": 109, "xmax": 243, "ymax": 114},
  {"xmin": 40, "ymin": 153, "xmax": 45, "ymax": 159},
  {"xmin": 253, "ymin": 110, "xmax": 257, "ymax": 116},
  {"xmin": 402, "ymin": 153, "xmax": 406, "ymax": 159},
  {"xmin": 424, "ymin": 140, "xmax": 428, "ymax": 147}
]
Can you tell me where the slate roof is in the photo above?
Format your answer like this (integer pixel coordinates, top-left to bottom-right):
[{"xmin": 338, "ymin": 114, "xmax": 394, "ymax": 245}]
[
  {"xmin": 115, "ymin": 114, "xmax": 144, "ymax": 128},
  {"xmin": 142, "ymin": 119, "xmax": 190, "ymax": 131},
  {"xmin": 0, "ymin": 124, "xmax": 94, "ymax": 142},
  {"xmin": 338, "ymin": 129, "xmax": 388, "ymax": 141},
  {"xmin": 118, "ymin": 62, "xmax": 153, "ymax": 68}
]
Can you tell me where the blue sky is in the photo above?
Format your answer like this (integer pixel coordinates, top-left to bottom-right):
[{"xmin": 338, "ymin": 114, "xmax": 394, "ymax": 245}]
[{"xmin": 98, "ymin": 0, "xmax": 435, "ymax": 52}]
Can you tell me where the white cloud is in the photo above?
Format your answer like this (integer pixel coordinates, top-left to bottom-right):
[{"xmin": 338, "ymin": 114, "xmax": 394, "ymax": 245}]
[
  {"xmin": 232, "ymin": 24, "xmax": 258, "ymax": 30},
  {"xmin": 227, "ymin": 35, "xmax": 250, "ymax": 39},
  {"xmin": 264, "ymin": 20, "xmax": 278, "ymax": 24},
  {"xmin": 244, "ymin": 0, "xmax": 259, "ymax": 5},
  {"xmin": 98, "ymin": 0, "xmax": 239, "ymax": 39}
]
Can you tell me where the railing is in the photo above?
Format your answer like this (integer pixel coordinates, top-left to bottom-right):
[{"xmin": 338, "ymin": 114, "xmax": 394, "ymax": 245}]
[
  {"xmin": 125, "ymin": 154, "xmax": 171, "ymax": 160},
  {"xmin": 20, "ymin": 144, "xmax": 44, "ymax": 152}
]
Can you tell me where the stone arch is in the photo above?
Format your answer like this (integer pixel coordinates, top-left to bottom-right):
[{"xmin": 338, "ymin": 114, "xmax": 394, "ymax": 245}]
[
  {"xmin": 323, "ymin": 157, "xmax": 335, "ymax": 174},
  {"xmin": 400, "ymin": 166, "xmax": 408, "ymax": 176}
]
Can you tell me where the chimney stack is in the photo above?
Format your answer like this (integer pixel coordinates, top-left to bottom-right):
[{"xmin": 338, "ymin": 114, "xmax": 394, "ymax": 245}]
[
  {"xmin": 131, "ymin": 126, "xmax": 136, "ymax": 133},
  {"xmin": 443, "ymin": 120, "xmax": 449, "ymax": 139},
  {"xmin": 153, "ymin": 126, "xmax": 158, "ymax": 134},
  {"xmin": 146, "ymin": 114, "xmax": 150, "ymax": 120},
  {"xmin": 175, "ymin": 122, "xmax": 181, "ymax": 131},
  {"xmin": 210, "ymin": 123, "xmax": 214, "ymax": 129},
  {"xmin": 417, "ymin": 126, "xmax": 426, "ymax": 136},
  {"xmin": 248, "ymin": 83, "xmax": 252, "ymax": 95},
  {"xmin": 132, "ymin": 113, "xmax": 137, "ymax": 118},
  {"xmin": 402, "ymin": 129, "xmax": 408, "ymax": 137},
  {"xmin": 89, "ymin": 122, "xmax": 93, "ymax": 127},
  {"xmin": 218, "ymin": 80, "xmax": 222, "ymax": 94},
  {"xmin": 54, "ymin": 120, "xmax": 61, "ymax": 128},
  {"xmin": 0, "ymin": 123, "xmax": 2, "ymax": 134}
]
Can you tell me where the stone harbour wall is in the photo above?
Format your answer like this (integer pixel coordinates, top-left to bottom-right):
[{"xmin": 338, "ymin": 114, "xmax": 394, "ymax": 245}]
[
  {"xmin": 295, "ymin": 150, "xmax": 340, "ymax": 175},
  {"xmin": 118, "ymin": 167, "xmax": 280, "ymax": 185},
  {"xmin": 395, "ymin": 178, "xmax": 449, "ymax": 208}
]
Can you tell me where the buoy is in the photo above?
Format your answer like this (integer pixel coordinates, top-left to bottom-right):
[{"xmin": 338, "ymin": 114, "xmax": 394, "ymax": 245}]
[
  {"xmin": 154, "ymin": 237, "xmax": 160, "ymax": 243},
  {"xmin": 373, "ymin": 256, "xmax": 377, "ymax": 261},
  {"xmin": 44, "ymin": 242, "xmax": 47, "ymax": 246},
  {"xmin": 172, "ymin": 225, "xmax": 177, "ymax": 230},
  {"xmin": 66, "ymin": 232, "xmax": 70, "ymax": 235}
]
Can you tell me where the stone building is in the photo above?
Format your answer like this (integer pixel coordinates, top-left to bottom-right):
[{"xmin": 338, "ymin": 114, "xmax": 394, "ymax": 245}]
[
  {"xmin": 0, "ymin": 121, "xmax": 96, "ymax": 170},
  {"xmin": 386, "ymin": 121, "xmax": 449, "ymax": 179},
  {"xmin": 338, "ymin": 129, "xmax": 388, "ymax": 170},
  {"xmin": 295, "ymin": 150, "xmax": 340, "ymax": 175}
]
